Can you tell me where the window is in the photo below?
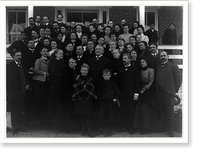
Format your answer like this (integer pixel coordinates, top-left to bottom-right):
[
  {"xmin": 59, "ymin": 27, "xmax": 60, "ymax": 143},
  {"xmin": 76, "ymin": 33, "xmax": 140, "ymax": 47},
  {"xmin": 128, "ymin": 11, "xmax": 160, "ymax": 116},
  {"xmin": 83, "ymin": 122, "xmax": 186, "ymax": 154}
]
[
  {"xmin": 145, "ymin": 12, "xmax": 155, "ymax": 26},
  {"xmin": 6, "ymin": 8, "xmax": 27, "ymax": 44},
  {"xmin": 66, "ymin": 11, "xmax": 98, "ymax": 24}
]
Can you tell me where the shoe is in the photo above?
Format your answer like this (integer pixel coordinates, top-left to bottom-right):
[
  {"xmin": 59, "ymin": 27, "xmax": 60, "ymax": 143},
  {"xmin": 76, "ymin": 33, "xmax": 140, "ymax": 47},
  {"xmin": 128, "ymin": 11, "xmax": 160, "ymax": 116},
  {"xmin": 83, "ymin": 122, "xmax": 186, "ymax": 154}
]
[{"xmin": 87, "ymin": 130, "xmax": 95, "ymax": 138}]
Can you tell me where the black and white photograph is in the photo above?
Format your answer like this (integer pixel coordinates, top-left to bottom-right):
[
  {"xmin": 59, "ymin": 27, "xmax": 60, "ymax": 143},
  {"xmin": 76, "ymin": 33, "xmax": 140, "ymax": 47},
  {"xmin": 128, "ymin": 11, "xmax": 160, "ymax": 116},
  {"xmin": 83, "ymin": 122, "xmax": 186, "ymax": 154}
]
[{"xmin": 0, "ymin": 0, "xmax": 188, "ymax": 144}]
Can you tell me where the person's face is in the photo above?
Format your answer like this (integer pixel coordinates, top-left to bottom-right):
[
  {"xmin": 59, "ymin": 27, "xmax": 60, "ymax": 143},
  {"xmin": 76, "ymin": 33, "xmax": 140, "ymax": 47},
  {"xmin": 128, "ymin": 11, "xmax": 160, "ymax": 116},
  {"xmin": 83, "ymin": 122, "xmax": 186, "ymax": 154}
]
[
  {"xmin": 139, "ymin": 42, "xmax": 146, "ymax": 50},
  {"xmin": 76, "ymin": 46, "xmax": 83, "ymax": 56},
  {"xmin": 127, "ymin": 45, "xmax": 133, "ymax": 52},
  {"xmin": 133, "ymin": 22, "xmax": 138, "ymax": 29},
  {"xmin": 103, "ymin": 73, "xmax": 111, "ymax": 81},
  {"xmin": 21, "ymin": 33, "xmax": 27, "ymax": 40},
  {"xmin": 95, "ymin": 46, "xmax": 104, "ymax": 56},
  {"xmin": 71, "ymin": 22, "xmax": 76, "ymax": 28},
  {"xmin": 136, "ymin": 35, "xmax": 142, "ymax": 42},
  {"xmin": 57, "ymin": 15, "xmax": 63, "ymax": 22},
  {"xmin": 76, "ymin": 26, "xmax": 82, "ymax": 33},
  {"xmin": 150, "ymin": 24, "xmax": 155, "ymax": 30},
  {"xmin": 53, "ymin": 23, "xmax": 59, "ymax": 29},
  {"xmin": 84, "ymin": 21, "xmax": 90, "ymax": 27},
  {"xmin": 81, "ymin": 36, "xmax": 88, "ymax": 44},
  {"xmin": 80, "ymin": 67, "xmax": 89, "ymax": 76},
  {"xmin": 35, "ymin": 16, "xmax": 40, "ymax": 23},
  {"xmin": 114, "ymin": 25, "xmax": 120, "ymax": 32},
  {"xmin": 87, "ymin": 41, "xmax": 94, "ymax": 50},
  {"xmin": 57, "ymin": 33, "xmax": 63, "ymax": 41},
  {"xmin": 66, "ymin": 44, "xmax": 73, "ymax": 51},
  {"xmin": 31, "ymin": 31, "xmax": 38, "ymax": 40},
  {"xmin": 108, "ymin": 21, "xmax": 113, "ymax": 27},
  {"xmin": 160, "ymin": 51, "xmax": 168, "ymax": 63},
  {"xmin": 130, "ymin": 51, "xmax": 137, "ymax": 59},
  {"xmin": 70, "ymin": 33, "xmax": 76, "ymax": 40},
  {"xmin": 40, "ymin": 48, "xmax": 48, "ymax": 58},
  {"xmin": 55, "ymin": 50, "xmax": 63, "ymax": 60},
  {"xmin": 97, "ymin": 25, "xmax": 103, "ymax": 31},
  {"xmin": 109, "ymin": 42, "xmax": 116, "ymax": 50},
  {"xmin": 112, "ymin": 50, "xmax": 120, "ymax": 59},
  {"xmin": 169, "ymin": 24, "xmax": 175, "ymax": 30},
  {"xmin": 92, "ymin": 19, "xmax": 97, "ymax": 24},
  {"xmin": 39, "ymin": 28, "xmax": 45, "ymax": 37},
  {"xmin": 122, "ymin": 55, "xmax": 130, "ymax": 65},
  {"xmin": 123, "ymin": 26, "xmax": 129, "ymax": 33},
  {"xmin": 118, "ymin": 40, "xmax": 124, "ymax": 47},
  {"xmin": 121, "ymin": 19, "xmax": 126, "ymax": 25},
  {"xmin": 43, "ymin": 17, "xmax": 48, "ymax": 23},
  {"xmin": 110, "ymin": 34, "xmax": 117, "ymax": 41},
  {"xmin": 98, "ymin": 38, "xmax": 105, "ymax": 45},
  {"xmin": 45, "ymin": 28, "xmax": 51, "ymax": 36},
  {"xmin": 129, "ymin": 37, "xmax": 136, "ymax": 45},
  {"xmin": 51, "ymin": 41, "xmax": 57, "ymax": 49},
  {"xmin": 89, "ymin": 26, "xmax": 95, "ymax": 32},
  {"xmin": 91, "ymin": 34, "xmax": 97, "ymax": 41},
  {"xmin": 29, "ymin": 19, "xmax": 35, "ymax": 26},
  {"xmin": 28, "ymin": 41, "xmax": 35, "ymax": 49},
  {"xmin": 150, "ymin": 44, "xmax": 157, "ymax": 53},
  {"xmin": 13, "ymin": 52, "xmax": 22, "ymax": 63},
  {"xmin": 140, "ymin": 59, "xmax": 147, "ymax": 68},
  {"xmin": 105, "ymin": 27, "xmax": 111, "ymax": 35},
  {"xmin": 60, "ymin": 26, "xmax": 66, "ymax": 33},
  {"xmin": 68, "ymin": 58, "xmax": 77, "ymax": 69},
  {"xmin": 138, "ymin": 28, "xmax": 143, "ymax": 34},
  {"xmin": 43, "ymin": 39, "xmax": 50, "ymax": 46}
]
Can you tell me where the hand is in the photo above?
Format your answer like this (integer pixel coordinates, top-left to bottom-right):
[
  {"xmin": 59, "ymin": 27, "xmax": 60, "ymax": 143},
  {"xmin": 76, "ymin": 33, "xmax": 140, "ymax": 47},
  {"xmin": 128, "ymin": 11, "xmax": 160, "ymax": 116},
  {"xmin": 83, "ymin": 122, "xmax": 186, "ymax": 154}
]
[
  {"xmin": 113, "ymin": 98, "xmax": 117, "ymax": 102},
  {"xmin": 133, "ymin": 93, "xmax": 139, "ymax": 100},
  {"xmin": 113, "ymin": 72, "xmax": 117, "ymax": 77}
]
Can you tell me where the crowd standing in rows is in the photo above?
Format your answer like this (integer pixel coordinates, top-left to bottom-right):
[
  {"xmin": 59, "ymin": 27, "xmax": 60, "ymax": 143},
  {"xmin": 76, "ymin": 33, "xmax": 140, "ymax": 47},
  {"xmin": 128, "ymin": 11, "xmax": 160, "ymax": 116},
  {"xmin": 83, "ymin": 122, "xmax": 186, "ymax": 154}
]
[{"xmin": 6, "ymin": 15, "xmax": 182, "ymax": 137}]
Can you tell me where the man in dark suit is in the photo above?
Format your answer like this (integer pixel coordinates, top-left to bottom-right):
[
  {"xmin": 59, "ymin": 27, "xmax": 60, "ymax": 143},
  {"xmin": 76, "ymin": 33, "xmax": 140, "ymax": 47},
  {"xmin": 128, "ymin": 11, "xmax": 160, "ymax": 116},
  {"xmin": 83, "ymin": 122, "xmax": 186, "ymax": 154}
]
[
  {"xmin": 35, "ymin": 15, "xmax": 41, "ymax": 28},
  {"xmin": 145, "ymin": 24, "xmax": 158, "ymax": 44},
  {"xmin": 6, "ymin": 50, "xmax": 29, "ymax": 135},
  {"xmin": 75, "ymin": 45, "xmax": 89, "ymax": 71},
  {"xmin": 24, "ymin": 17, "xmax": 39, "ymax": 40},
  {"xmin": 156, "ymin": 51, "xmax": 182, "ymax": 137},
  {"xmin": 88, "ymin": 45, "xmax": 112, "ymax": 91},
  {"xmin": 7, "ymin": 31, "xmax": 27, "ymax": 55},
  {"xmin": 41, "ymin": 16, "xmax": 53, "ymax": 32},
  {"xmin": 84, "ymin": 40, "xmax": 96, "ymax": 59},
  {"xmin": 147, "ymin": 43, "xmax": 160, "ymax": 70},
  {"xmin": 117, "ymin": 53, "xmax": 140, "ymax": 134}
]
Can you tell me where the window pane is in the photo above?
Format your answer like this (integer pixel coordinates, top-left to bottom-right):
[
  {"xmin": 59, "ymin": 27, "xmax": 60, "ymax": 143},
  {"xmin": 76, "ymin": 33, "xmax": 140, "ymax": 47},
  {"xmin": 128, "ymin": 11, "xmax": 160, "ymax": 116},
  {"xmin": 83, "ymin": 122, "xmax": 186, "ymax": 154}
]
[
  {"xmin": 67, "ymin": 12, "xmax": 81, "ymax": 22},
  {"xmin": 103, "ymin": 11, "xmax": 107, "ymax": 24},
  {"xmin": 7, "ymin": 11, "xmax": 26, "ymax": 44},
  {"xmin": 83, "ymin": 13, "xmax": 97, "ymax": 23},
  {"xmin": 147, "ymin": 12, "xmax": 155, "ymax": 25}
]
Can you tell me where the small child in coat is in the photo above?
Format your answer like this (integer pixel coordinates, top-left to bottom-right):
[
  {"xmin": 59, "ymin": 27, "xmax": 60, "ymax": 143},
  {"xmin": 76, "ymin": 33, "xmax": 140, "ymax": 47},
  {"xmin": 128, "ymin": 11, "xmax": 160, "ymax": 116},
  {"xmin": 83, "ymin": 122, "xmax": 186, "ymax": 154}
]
[
  {"xmin": 72, "ymin": 63, "xmax": 97, "ymax": 137},
  {"xmin": 98, "ymin": 69, "xmax": 121, "ymax": 137}
]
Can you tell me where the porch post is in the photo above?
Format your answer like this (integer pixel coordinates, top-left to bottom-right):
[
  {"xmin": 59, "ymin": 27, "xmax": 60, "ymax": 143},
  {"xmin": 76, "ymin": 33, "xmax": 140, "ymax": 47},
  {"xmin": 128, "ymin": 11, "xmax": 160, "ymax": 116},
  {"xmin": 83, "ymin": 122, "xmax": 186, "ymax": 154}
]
[
  {"xmin": 139, "ymin": 5, "xmax": 145, "ymax": 26},
  {"xmin": 28, "ymin": 5, "xmax": 34, "ymax": 18},
  {"xmin": 99, "ymin": 9, "xmax": 103, "ymax": 23}
]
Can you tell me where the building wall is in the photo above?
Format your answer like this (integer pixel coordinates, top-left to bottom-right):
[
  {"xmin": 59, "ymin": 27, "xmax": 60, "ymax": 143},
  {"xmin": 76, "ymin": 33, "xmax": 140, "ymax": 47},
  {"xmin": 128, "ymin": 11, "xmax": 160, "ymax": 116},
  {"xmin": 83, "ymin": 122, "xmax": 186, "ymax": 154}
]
[
  {"xmin": 34, "ymin": 6, "xmax": 55, "ymax": 23},
  {"xmin": 158, "ymin": 6, "xmax": 183, "ymax": 45},
  {"xmin": 109, "ymin": 6, "xmax": 137, "ymax": 26}
]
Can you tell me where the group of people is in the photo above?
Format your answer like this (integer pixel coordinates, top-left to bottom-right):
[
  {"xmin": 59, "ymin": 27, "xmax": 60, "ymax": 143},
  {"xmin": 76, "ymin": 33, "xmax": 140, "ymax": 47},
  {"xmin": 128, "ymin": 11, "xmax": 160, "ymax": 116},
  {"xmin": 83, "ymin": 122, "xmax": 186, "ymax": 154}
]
[{"xmin": 6, "ymin": 14, "xmax": 182, "ymax": 137}]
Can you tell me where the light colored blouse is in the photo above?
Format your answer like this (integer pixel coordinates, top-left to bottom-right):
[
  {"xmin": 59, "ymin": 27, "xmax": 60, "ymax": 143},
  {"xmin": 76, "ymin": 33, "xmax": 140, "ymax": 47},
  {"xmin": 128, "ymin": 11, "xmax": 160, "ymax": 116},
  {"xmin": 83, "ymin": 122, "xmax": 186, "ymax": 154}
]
[{"xmin": 141, "ymin": 68, "xmax": 155, "ymax": 92}]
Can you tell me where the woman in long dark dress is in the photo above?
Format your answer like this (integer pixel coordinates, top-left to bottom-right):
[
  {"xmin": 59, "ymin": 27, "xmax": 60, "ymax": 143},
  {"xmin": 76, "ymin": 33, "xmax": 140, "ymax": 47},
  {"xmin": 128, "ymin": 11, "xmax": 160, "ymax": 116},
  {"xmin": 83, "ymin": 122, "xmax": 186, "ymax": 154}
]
[
  {"xmin": 72, "ymin": 63, "xmax": 97, "ymax": 137},
  {"xmin": 134, "ymin": 57, "xmax": 160, "ymax": 134}
]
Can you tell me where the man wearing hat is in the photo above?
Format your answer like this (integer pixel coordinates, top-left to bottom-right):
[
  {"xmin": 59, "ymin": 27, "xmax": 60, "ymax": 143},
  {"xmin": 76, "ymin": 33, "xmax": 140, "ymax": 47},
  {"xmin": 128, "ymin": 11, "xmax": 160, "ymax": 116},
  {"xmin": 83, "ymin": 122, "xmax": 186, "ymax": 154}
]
[
  {"xmin": 156, "ymin": 50, "xmax": 182, "ymax": 137},
  {"xmin": 6, "ymin": 49, "xmax": 30, "ymax": 135}
]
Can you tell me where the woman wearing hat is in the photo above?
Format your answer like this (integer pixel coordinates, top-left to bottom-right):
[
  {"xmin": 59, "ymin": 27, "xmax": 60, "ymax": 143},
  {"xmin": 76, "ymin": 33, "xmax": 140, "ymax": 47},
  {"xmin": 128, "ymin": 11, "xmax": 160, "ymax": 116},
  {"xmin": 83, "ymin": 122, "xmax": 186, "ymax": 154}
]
[{"xmin": 134, "ymin": 57, "xmax": 160, "ymax": 134}]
